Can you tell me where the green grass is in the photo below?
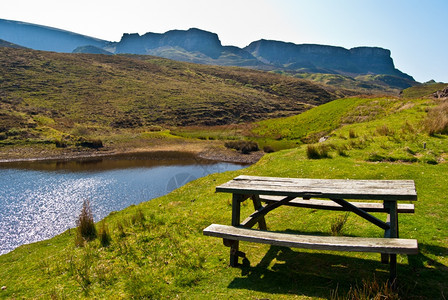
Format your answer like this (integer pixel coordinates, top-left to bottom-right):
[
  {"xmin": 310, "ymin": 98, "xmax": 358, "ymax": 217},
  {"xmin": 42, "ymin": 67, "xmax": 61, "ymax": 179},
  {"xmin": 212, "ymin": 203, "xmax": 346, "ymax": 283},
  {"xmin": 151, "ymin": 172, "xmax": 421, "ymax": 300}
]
[
  {"xmin": 400, "ymin": 82, "xmax": 448, "ymax": 99},
  {"xmin": 252, "ymin": 97, "xmax": 379, "ymax": 141},
  {"xmin": 289, "ymin": 72, "xmax": 418, "ymax": 95},
  {"xmin": 1, "ymin": 48, "xmax": 448, "ymax": 299},
  {"xmin": 1, "ymin": 147, "xmax": 447, "ymax": 299},
  {"xmin": 1, "ymin": 94, "xmax": 448, "ymax": 298}
]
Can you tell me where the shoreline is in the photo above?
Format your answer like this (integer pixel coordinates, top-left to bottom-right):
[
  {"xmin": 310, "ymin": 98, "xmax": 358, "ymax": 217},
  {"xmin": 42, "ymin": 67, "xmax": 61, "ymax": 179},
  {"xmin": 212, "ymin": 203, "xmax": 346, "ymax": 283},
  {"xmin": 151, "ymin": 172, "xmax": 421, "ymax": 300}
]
[{"xmin": 0, "ymin": 142, "xmax": 264, "ymax": 165}]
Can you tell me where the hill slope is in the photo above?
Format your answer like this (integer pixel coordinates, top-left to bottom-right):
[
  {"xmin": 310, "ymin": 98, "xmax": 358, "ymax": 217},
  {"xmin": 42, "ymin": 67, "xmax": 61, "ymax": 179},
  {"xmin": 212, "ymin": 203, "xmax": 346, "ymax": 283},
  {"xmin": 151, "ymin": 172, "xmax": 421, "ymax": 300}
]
[{"xmin": 0, "ymin": 47, "xmax": 346, "ymax": 153}]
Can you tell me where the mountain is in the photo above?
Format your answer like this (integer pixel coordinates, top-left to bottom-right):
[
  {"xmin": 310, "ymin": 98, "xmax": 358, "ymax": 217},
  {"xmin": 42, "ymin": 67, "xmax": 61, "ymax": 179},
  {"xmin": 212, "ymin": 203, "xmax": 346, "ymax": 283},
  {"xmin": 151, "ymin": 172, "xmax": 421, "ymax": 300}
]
[
  {"xmin": 112, "ymin": 28, "xmax": 264, "ymax": 67},
  {"xmin": 0, "ymin": 18, "xmax": 417, "ymax": 92},
  {"xmin": 0, "ymin": 18, "xmax": 109, "ymax": 52},
  {"xmin": 0, "ymin": 38, "xmax": 27, "ymax": 49}
]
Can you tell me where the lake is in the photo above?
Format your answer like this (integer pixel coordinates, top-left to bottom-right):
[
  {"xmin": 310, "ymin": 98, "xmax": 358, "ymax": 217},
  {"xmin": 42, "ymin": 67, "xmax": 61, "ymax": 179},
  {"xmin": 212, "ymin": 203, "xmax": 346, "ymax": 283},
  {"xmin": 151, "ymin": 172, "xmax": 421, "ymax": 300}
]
[{"xmin": 0, "ymin": 152, "xmax": 246, "ymax": 255}]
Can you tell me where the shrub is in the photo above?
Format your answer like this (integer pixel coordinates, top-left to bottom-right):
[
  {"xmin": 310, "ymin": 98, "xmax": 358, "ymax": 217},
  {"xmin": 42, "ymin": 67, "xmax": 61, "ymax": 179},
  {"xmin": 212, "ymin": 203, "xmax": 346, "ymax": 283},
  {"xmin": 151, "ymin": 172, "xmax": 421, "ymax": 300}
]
[
  {"xmin": 75, "ymin": 200, "xmax": 97, "ymax": 246},
  {"xmin": 349, "ymin": 129, "xmax": 357, "ymax": 139},
  {"xmin": 54, "ymin": 139, "xmax": 67, "ymax": 148},
  {"xmin": 76, "ymin": 137, "xmax": 103, "ymax": 149},
  {"xmin": 263, "ymin": 145, "xmax": 275, "ymax": 153},
  {"xmin": 224, "ymin": 140, "xmax": 259, "ymax": 154},
  {"xmin": 71, "ymin": 126, "xmax": 91, "ymax": 136},
  {"xmin": 147, "ymin": 125, "xmax": 163, "ymax": 132}
]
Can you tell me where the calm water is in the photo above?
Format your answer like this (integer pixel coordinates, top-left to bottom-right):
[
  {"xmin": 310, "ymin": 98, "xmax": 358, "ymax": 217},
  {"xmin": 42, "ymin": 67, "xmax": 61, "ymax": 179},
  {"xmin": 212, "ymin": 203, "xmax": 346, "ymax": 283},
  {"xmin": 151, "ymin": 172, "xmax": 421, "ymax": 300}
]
[{"xmin": 0, "ymin": 152, "xmax": 246, "ymax": 255}]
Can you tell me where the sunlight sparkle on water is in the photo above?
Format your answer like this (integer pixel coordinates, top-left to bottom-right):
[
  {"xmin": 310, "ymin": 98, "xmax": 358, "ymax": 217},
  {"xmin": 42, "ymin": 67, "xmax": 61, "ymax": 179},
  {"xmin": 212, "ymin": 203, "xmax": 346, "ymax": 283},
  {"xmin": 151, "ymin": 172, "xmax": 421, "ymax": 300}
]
[{"xmin": 0, "ymin": 160, "xmax": 244, "ymax": 255}]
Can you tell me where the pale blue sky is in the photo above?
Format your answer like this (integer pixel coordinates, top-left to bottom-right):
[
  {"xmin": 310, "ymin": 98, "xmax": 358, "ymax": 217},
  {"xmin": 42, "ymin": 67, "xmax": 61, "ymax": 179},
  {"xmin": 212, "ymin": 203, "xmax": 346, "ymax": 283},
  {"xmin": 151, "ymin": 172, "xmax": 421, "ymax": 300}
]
[{"xmin": 1, "ymin": 0, "xmax": 447, "ymax": 82}]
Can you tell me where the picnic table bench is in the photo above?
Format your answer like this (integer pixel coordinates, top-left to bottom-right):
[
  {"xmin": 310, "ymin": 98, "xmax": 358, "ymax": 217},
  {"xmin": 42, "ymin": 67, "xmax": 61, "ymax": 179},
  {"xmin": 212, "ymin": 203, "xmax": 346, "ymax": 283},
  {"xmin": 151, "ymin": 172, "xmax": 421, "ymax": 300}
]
[{"xmin": 203, "ymin": 175, "xmax": 418, "ymax": 283}]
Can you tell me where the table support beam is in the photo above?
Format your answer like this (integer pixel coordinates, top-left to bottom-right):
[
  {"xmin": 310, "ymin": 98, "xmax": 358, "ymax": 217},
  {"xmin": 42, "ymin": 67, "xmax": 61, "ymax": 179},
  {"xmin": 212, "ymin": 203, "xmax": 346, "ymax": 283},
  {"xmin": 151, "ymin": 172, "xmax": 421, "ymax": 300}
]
[
  {"xmin": 241, "ymin": 196, "xmax": 295, "ymax": 229},
  {"xmin": 331, "ymin": 198, "xmax": 390, "ymax": 230}
]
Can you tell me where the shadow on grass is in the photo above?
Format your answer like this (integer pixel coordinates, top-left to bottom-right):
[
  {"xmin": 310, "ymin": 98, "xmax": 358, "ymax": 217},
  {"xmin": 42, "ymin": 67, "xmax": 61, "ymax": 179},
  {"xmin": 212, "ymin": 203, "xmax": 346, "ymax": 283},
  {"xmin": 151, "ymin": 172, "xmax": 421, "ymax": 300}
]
[{"xmin": 227, "ymin": 243, "xmax": 448, "ymax": 299}]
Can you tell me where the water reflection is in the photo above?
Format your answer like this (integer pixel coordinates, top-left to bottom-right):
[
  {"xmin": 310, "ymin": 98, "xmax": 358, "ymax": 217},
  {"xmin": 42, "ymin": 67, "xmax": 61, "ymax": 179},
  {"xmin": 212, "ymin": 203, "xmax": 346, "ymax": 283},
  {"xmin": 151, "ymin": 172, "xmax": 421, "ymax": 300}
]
[{"xmin": 0, "ymin": 152, "xmax": 246, "ymax": 255}]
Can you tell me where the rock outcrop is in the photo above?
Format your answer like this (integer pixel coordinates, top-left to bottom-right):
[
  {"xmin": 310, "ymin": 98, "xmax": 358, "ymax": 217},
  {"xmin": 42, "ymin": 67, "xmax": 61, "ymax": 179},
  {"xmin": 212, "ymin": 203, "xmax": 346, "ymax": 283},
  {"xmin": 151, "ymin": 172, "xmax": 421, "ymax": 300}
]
[
  {"xmin": 433, "ymin": 87, "xmax": 448, "ymax": 99},
  {"xmin": 245, "ymin": 39, "xmax": 413, "ymax": 80}
]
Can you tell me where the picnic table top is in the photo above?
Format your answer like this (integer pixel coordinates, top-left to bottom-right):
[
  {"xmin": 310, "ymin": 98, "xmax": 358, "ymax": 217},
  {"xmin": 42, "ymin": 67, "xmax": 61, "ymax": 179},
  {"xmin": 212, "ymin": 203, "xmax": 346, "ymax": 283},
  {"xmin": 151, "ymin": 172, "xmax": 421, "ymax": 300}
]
[{"xmin": 216, "ymin": 175, "xmax": 417, "ymax": 201}]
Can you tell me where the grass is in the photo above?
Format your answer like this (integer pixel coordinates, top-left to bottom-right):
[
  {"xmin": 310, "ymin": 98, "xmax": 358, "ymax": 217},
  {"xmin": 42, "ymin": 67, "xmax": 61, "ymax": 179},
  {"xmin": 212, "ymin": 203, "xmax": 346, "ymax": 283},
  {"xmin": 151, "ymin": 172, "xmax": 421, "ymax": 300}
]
[
  {"xmin": 293, "ymin": 72, "xmax": 417, "ymax": 95},
  {"xmin": 424, "ymin": 99, "xmax": 448, "ymax": 135},
  {"xmin": 1, "ymin": 147, "xmax": 447, "ymax": 299},
  {"xmin": 0, "ymin": 47, "xmax": 342, "ymax": 153},
  {"xmin": 1, "ymin": 92, "xmax": 448, "ymax": 298},
  {"xmin": 1, "ymin": 47, "xmax": 448, "ymax": 298},
  {"xmin": 400, "ymin": 82, "xmax": 448, "ymax": 99},
  {"xmin": 251, "ymin": 96, "xmax": 448, "ymax": 165},
  {"xmin": 0, "ymin": 47, "xmax": 349, "ymax": 160}
]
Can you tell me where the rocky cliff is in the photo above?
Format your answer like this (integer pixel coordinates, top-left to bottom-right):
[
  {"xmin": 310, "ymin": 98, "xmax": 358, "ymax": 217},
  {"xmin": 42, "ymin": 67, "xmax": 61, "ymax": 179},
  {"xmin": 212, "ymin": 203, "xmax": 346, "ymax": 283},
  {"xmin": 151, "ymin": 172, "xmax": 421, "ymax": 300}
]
[
  {"xmin": 245, "ymin": 40, "xmax": 413, "ymax": 80},
  {"xmin": 0, "ymin": 18, "xmax": 416, "ymax": 86}
]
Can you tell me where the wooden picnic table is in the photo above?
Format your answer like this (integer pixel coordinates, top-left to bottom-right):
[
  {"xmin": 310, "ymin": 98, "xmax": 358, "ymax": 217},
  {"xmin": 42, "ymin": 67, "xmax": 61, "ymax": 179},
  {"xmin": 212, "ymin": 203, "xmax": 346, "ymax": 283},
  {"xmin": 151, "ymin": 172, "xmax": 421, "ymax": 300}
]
[{"xmin": 203, "ymin": 175, "xmax": 418, "ymax": 283}]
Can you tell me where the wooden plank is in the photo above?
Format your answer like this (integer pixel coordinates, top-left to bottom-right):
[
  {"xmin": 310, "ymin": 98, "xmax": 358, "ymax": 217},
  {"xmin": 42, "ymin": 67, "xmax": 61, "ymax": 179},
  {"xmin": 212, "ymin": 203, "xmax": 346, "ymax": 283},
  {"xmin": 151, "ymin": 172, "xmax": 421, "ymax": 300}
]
[
  {"xmin": 230, "ymin": 194, "xmax": 244, "ymax": 267},
  {"xmin": 203, "ymin": 224, "xmax": 418, "ymax": 255},
  {"xmin": 216, "ymin": 175, "xmax": 417, "ymax": 201},
  {"xmin": 260, "ymin": 196, "xmax": 415, "ymax": 213}
]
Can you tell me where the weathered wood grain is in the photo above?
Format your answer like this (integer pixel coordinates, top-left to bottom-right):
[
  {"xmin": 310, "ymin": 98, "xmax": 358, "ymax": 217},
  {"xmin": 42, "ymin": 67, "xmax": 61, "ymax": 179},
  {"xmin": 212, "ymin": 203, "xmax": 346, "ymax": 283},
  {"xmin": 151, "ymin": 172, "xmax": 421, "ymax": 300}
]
[
  {"xmin": 216, "ymin": 175, "xmax": 417, "ymax": 201},
  {"xmin": 203, "ymin": 224, "xmax": 419, "ymax": 255}
]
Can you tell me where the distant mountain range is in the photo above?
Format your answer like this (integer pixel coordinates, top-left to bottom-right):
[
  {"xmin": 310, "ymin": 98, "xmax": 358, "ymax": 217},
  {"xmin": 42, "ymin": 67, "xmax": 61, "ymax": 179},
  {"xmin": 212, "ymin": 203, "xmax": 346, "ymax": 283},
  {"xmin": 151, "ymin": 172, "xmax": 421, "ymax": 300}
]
[{"xmin": 0, "ymin": 18, "xmax": 417, "ymax": 91}]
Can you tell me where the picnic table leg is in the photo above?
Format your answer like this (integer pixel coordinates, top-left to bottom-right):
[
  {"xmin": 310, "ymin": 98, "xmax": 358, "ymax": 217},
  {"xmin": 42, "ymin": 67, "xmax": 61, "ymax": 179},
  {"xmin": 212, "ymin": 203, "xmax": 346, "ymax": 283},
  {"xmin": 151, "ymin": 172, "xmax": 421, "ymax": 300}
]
[
  {"xmin": 385, "ymin": 200, "xmax": 399, "ymax": 286},
  {"xmin": 251, "ymin": 195, "xmax": 267, "ymax": 230},
  {"xmin": 230, "ymin": 193, "xmax": 244, "ymax": 266}
]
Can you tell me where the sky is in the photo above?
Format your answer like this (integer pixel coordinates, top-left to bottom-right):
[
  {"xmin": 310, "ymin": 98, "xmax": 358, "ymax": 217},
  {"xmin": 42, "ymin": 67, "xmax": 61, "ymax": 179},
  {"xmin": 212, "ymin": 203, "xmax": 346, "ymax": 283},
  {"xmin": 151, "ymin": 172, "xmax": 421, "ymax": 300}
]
[{"xmin": 1, "ymin": 0, "xmax": 447, "ymax": 83}]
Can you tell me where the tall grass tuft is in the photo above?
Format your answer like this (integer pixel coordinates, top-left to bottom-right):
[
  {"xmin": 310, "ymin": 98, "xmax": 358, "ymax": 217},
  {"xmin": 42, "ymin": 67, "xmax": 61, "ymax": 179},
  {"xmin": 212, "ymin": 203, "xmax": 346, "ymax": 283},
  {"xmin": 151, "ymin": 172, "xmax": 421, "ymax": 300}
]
[
  {"xmin": 376, "ymin": 125, "xmax": 395, "ymax": 136},
  {"xmin": 307, "ymin": 144, "xmax": 331, "ymax": 159},
  {"xmin": 424, "ymin": 101, "xmax": 448, "ymax": 135},
  {"xmin": 98, "ymin": 222, "xmax": 111, "ymax": 247},
  {"xmin": 131, "ymin": 209, "xmax": 146, "ymax": 228},
  {"xmin": 75, "ymin": 200, "xmax": 97, "ymax": 246},
  {"xmin": 330, "ymin": 213, "xmax": 349, "ymax": 236},
  {"xmin": 330, "ymin": 277, "xmax": 399, "ymax": 299}
]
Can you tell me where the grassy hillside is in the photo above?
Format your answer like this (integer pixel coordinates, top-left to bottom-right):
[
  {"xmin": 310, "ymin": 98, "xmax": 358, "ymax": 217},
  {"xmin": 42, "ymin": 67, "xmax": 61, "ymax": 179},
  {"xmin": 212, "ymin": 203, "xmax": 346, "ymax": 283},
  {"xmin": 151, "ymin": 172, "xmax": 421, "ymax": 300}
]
[
  {"xmin": 400, "ymin": 81, "xmax": 448, "ymax": 99},
  {"xmin": 292, "ymin": 72, "xmax": 418, "ymax": 95},
  {"xmin": 1, "ymin": 95, "xmax": 447, "ymax": 299},
  {"xmin": 0, "ymin": 47, "xmax": 354, "ymax": 159}
]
